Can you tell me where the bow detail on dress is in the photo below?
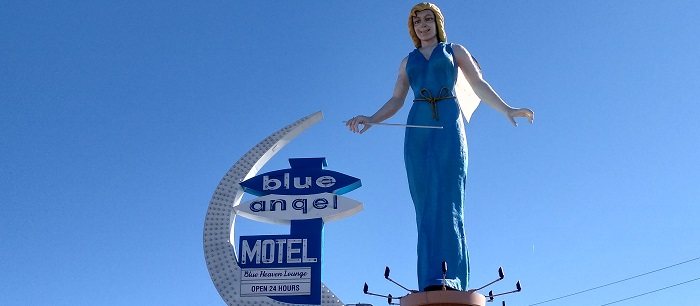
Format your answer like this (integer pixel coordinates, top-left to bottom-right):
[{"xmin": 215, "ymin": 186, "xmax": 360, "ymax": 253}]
[{"xmin": 413, "ymin": 87, "xmax": 455, "ymax": 120}]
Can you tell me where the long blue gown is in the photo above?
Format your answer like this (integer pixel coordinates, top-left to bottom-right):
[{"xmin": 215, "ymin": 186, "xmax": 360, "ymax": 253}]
[{"xmin": 404, "ymin": 42, "xmax": 469, "ymax": 291}]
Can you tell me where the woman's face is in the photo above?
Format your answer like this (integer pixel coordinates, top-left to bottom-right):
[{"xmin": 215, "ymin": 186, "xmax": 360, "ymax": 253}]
[{"xmin": 412, "ymin": 9, "xmax": 437, "ymax": 42}]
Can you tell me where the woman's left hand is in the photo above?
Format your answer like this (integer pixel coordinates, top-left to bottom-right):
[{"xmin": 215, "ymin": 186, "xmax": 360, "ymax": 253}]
[{"xmin": 507, "ymin": 108, "xmax": 534, "ymax": 127}]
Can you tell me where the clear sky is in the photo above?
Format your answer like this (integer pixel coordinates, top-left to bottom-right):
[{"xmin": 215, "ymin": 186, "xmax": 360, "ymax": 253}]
[{"xmin": 2, "ymin": 1, "xmax": 700, "ymax": 305}]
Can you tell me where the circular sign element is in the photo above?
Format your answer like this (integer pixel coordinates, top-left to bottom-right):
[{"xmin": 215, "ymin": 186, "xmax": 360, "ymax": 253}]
[{"xmin": 203, "ymin": 112, "xmax": 344, "ymax": 306}]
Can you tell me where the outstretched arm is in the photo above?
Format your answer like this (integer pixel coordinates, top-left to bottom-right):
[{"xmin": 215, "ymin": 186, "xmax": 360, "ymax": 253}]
[
  {"xmin": 346, "ymin": 58, "xmax": 410, "ymax": 134},
  {"xmin": 453, "ymin": 44, "xmax": 534, "ymax": 126}
]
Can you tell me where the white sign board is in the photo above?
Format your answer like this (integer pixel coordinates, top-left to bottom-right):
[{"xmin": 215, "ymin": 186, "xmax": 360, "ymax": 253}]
[
  {"xmin": 236, "ymin": 192, "xmax": 363, "ymax": 224},
  {"xmin": 241, "ymin": 268, "xmax": 312, "ymax": 296}
]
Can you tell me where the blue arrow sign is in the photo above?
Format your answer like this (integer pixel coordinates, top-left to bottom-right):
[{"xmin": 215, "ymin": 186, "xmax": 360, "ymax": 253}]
[{"xmin": 240, "ymin": 158, "xmax": 361, "ymax": 196}]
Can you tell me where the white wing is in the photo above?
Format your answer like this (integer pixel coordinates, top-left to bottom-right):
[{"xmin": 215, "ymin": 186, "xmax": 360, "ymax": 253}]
[{"xmin": 454, "ymin": 66, "xmax": 481, "ymax": 123}]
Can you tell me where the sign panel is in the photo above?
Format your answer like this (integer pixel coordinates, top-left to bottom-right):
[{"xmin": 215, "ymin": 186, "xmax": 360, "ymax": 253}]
[
  {"xmin": 239, "ymin": 219, "xmax": 324, "ymax": 305},
  {"xmin": 240, "ymin": 157, "xmax": 361, "ymax": 196},
  {"xmin": 241, "ymin": 267, "xmax": 312, "ymax": 296},
  {"xmin": 236, "ymin": 157, "xmax": 362, "ymax": 305},
  {"xmin": 236, "ymin": 192, "xmax": 363, "ymax": 224}
]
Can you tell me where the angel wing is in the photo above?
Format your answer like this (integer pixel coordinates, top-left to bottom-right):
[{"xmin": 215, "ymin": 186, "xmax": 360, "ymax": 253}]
[{"xmin": 454, "ymin": 66, "xmax": 481, "ymax": 123}]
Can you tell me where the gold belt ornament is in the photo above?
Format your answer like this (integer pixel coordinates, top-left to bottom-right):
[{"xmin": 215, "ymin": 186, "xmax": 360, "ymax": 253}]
[{"xmin": 413, "ymin": 87, "xmax": 455, "ymax": 120}]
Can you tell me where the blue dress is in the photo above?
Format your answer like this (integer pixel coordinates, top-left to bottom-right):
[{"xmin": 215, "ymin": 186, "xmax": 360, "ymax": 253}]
[{"xmin": 404, "ymin": 42, "xmax": 469, "ymax": 291}]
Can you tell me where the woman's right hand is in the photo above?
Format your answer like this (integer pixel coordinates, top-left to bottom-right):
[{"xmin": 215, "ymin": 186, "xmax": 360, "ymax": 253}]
[{"xmin": 346, "ymin": 115, "xmax": 372, "ymax": 134}]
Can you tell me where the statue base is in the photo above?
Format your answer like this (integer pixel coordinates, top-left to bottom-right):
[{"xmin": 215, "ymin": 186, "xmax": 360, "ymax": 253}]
[{"xmin": 400, "ymin": 290, "xmax": 486, "ymax": 306}]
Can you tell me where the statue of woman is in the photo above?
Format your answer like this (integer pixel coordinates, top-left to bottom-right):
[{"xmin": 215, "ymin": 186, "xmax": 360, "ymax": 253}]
[{"xmin": 346, "ymin": 2, "xmax": 533, "ymax": 291}]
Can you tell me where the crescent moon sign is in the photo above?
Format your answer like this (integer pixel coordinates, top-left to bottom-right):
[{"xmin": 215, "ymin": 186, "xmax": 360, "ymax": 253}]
[{"xmin": 203, "ymin": 111, "xmax": 344, "ymax": 306}]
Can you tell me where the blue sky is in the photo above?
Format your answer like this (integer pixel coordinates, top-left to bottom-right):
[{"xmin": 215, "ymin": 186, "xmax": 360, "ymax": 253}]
[{"xmin": 2, "ymin": 1, "xmax": 700, "ymax": 305}]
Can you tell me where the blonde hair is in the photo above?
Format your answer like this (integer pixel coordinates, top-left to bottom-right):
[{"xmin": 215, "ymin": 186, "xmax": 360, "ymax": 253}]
[{"xmin": 408, "ymin": 2, "xmax": 447, "ymax": 48}]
